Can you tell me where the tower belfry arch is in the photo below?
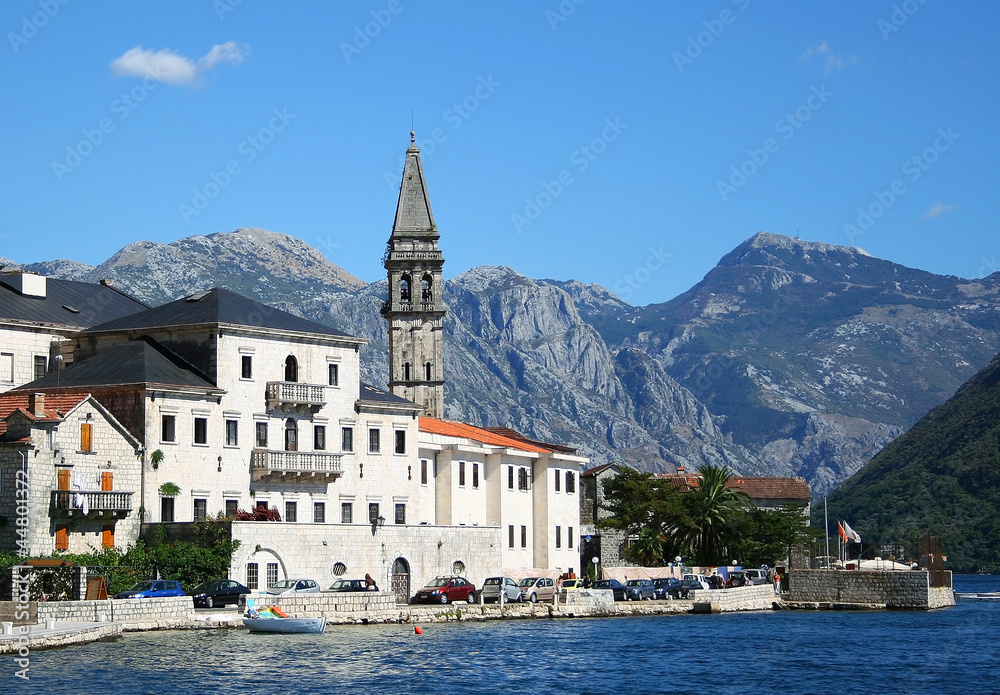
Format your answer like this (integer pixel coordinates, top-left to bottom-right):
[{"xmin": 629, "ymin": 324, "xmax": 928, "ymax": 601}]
[{"xmin": 383, "ymin": 132, "xmax": 446, "ymax": 418}]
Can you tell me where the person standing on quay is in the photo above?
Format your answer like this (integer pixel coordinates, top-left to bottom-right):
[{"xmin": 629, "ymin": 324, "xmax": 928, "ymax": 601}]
[{"xmin": 773, "ymin": 572, "xmax": 781, "ymax": 595}]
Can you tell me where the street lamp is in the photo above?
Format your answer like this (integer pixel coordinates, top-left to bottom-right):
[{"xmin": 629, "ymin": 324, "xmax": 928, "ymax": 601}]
[
  {"xmin": 371, "ymin": 515, "xmax": 385, "ymax": 536},
  {"xmin": 592, "ymin": 555, "xmax": 600, "ymax": 581}
]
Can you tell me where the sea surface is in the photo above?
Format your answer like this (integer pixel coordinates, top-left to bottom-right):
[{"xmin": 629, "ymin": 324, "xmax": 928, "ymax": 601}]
[{"xmin": 4, "ymin": 575, "xmax": 1000, "ymax": 695}]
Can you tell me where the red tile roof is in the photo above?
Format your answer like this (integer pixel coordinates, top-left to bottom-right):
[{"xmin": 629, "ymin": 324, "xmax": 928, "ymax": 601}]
[
  {"xmin": 419, "ymin": 418, "xmax": 552, "ymax": 454},
  {"xmin": 0, "ymin": 391, "xmax": 90, "ymax": 439},
  {"xmin": 656, "ymin": 473, "xmax": 811, "ymax": 501},
  {"xmin": 482, "ymin": 426, "xmax": 577, "ymax": 453}
]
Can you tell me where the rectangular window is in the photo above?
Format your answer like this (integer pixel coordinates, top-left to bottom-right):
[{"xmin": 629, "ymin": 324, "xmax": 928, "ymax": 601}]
[
  {"xmin": 569, "ymin": 526, "xmax": 574, "ymax": 549},
  {"xmin": 256, "ymin": 422, "xmax": 268, "ymax": 448},
  {"xmin": 555, "ymin": 469, "xmax": 561, "ymax": 492},
  {"xmin": 55, "ymin": 525, "xmax": 69, "ymax": 551},
  {"xmin": 459, "ymin": 461, "xmax": 466, "ymax": 487},
  {"xmin": 193, "ymin": 499, "xmax": 207, "ymax": 522},
  {"xmin": 368, "ymin": 428, "xmax": 380, "ymax": 454},
  {"xmin": 225, "ymin": 499, "xmax": 238, "ymax": 517},
  {"xmin": 161, "ymin": 415, "xmax": 176, "ymax": 443},
  {"xmin": 472, "ymin": 463, "xmax": 480, "ymax": 489},
  {"xmin": 395, "ymin": 503, "xmax": 406, "ymax": 525},
  {"xmin": 368, "ymin": 503, "xmax": 380, "ymax": 524},
  {"xmin": 247, "ymin": 563, "xmax": 259, "ymax": 590},
  {"xmin": 161, "ymin": 497, "xmax": 174, "ymax": 523},
  {"xmin": 328, "ymin": 363, "xmax": 339, "ymax": 386},
  {"xmin": 0, "ymin": 353, "xmax": 12, "ymax": 383},
  {"xmin": 80, "ymin": 423, "xmax": 93, "ymax": 452},
  {"xmin": 255, "ymin": 501, "xmax": 268, "ymax": 512},
  {"xmin": 566, "ymin": 471, "xmax": 576, "ymax": 494},
  {"xmin": 266, "ymin": 563, "xmax": 278, "ymax": 587},
  {"xmin": 556, "ymin": 525, "xmax": 561, "ymax": 549},
  {"xmin": 420, "ymin": 460, "xmax": 428, "ymax": 485},
  {"xmin": 241, "ymin": 355, "xmax": 253, "ymax": 379},
  {"xmin": 508, "ymin": 466, "xmax": 514, "ymax": 490},
  {"xmin": 34, "ymin": 355, "xmax": 47, "ymax": 380},
  {"xmin": 194, "ymin": 417, "xmax": 208, "ymax": 445},
  {"xmin": 285, "ymin": 501, "xmax": 297, "ymax": 523},
  {"xmin": 395, "ymin": 430, "xmax": 406, "ymax": 454},
  {"xmin": 508, "ymin": 525, "xmax": 515, "ymax": 549},
  {"xmin": 342, "ymin": 427, "xmax": 353, "ymax": 452},
  {"xmin": 102, "ymin": 525, "xmax": 115, "ymax": 549},
  {"xmin": 314, "ymin": 425, "xmax": 326, "ymax": 450},
  {"xmin": 226, "ymin": 420, "xmax": 238, "ymax": 446},
  {"xmin": 518, "ymin": 467, "xmax": 530, "ymax": 491},
  {"xmin": 341, "ymin": 502, "xmax": 353, "ymax": 524},
  {"xmin": 314, "ymin": 502, "xmax": 325, "ymax": 523},
  {"xmin": 521, "ymin": 525, "xmax": 527, "ymax": 548}
]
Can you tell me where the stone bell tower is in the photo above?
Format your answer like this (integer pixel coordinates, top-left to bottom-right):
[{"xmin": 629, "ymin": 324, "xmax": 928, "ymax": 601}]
[{"xmin": 383, "ymin": 132, "xmax": 446, "ymax": 418}]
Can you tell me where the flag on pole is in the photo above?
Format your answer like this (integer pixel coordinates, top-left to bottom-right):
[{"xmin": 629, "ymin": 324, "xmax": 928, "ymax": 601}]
[
  {"xmin": 838, "ymin": 522, "xmax": 848, "ymax": 542},
  {"xmin": 843, "ymin": 521, "xmax": 861, "ymax": 543}
]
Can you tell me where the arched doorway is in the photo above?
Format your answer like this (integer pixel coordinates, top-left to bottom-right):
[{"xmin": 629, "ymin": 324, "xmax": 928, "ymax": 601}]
[
  {"xmin": 391, "ymin": 557, "xmax": 410, "ymax": 605},
  {"xmin": 284, "ymin": 418, "xmax": 298, "ymax": 451},
  {"xmin": 284, "ymin": 355, "xmax": 298, "ymax": 382}
]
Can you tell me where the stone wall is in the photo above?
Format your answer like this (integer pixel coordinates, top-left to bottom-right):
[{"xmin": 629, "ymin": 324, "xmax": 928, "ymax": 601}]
[
  {"xmin": 788, "ymin": 569, "xmax": 954, "ymax": 609},
  {"xmin": 688, "ymin": 584, "xmax": 776, "ymax": 612},
  {"xmin": 35, "ymin": 596, "xmax": 195, "ymax": 623}
]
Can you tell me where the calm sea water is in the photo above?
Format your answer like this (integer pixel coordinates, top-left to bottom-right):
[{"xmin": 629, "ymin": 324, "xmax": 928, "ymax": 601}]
[{"xmin": 5, "ymin": 575, "xmax": 1000, "ymax": 695}]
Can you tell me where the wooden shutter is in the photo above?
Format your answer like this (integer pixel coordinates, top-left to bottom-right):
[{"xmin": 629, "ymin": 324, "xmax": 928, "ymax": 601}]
[
  {"xmin": 101, "ymin": 471, "xmax": 113, "ymax": 491},
  {"xmin": 102, "ymin": 525, "xmax": 114, "ymax": 549},
  {"xmin": 80, "ymin": 423, "xmax": 93, "ymax": 452},
  {"xmin": 57, "ymin": 468, "xmax": 70, "ymax": 491},
  {"xmin": 55, "ymin": 525, "xmax": 69, "ymax": 550}
]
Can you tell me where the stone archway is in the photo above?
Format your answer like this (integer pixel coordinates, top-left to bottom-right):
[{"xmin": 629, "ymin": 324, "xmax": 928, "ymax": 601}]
[{"xmin": 391, "ymin": 557, "xmax": 410, "ymax": 605}]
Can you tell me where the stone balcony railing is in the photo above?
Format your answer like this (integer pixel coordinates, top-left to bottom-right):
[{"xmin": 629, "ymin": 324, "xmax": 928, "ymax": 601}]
[
  {"xmin": 251, "ymin": 449, "xmax": 343, "ymax": 483},
  {"xmin": 50, "ymin": 490, "xmax": 133, "ymax": 518},
  {"xmin": 265, "ymin": 381, "xmax": 326, "ymax": 412}
]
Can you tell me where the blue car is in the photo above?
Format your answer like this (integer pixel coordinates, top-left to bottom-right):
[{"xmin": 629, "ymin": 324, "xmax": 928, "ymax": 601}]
[{"xmin": 114, "ymin": 579, "xmax": 186, "ymax": 599}]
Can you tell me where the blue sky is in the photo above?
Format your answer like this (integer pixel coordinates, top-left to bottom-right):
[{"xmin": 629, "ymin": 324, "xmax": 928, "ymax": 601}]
[{"xmin": 1, "ymin": 1, "xmax": 997, "ymax": 305}]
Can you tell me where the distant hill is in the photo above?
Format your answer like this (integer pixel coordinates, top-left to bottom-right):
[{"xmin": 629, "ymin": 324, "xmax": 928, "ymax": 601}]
[{"xmin": 822, "ymin": 352, "xmax": 1000, "ymax": 572}]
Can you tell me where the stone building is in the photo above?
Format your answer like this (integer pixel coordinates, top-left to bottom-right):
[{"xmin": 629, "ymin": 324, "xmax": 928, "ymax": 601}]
[{"xmin": 0, "ymin": 391, "xmax": 141, "ymax": 556}]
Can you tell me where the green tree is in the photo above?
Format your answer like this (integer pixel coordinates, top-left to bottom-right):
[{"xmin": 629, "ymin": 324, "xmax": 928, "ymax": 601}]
[
  {"xmin": 731, "ymin": 505, "xmax": 819, "ymax": 567},
  {"xmin": 598, "ymin": 468, "xmax": 686, "ymax": 540},
  {"xmin": 675, "ymin": 466, "xmax": 749, "ymax": 566},
  {"xmin": 627, "ymin": 525, "xmax": 667, "ymax": 565}
]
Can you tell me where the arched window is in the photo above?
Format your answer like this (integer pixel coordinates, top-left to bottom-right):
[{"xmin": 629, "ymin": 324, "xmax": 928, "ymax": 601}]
[
  {"xmin": 284, "ymin": 418, "xmax": 298, "ymax": 452},
  {"xmin": 400, "ymin": 274, "xmax": 411, "ymax": 303},
  {"xmin": 425, "ymin": 362, "xmax": 432, "ymax": 381},
  {"xmin": 284, "ymin": 355, "xmax": 298, "ymax": 382},
  {"xmin": 421, "ymin": 274, "xmax": 432, "ymax": 302},
  {"xmin": 403, "ymin": 362, "xmax": 411, "ymax": 381}
]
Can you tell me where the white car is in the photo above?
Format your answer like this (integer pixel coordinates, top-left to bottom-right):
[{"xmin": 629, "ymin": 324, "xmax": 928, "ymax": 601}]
[
  {"xmin": 481, "ymin": 576, "xmax": 522, "ymax": 603},
  {"xmin": 261, "ymin": 578, "xmax": 321, "ymax": 595},
  {"xmin": 682, "ymin": 573, "xmax": 711, "ymax": 591}
]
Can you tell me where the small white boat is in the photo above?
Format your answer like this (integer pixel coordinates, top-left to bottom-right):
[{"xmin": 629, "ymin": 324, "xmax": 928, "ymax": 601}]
[
  {"xmin": 954, "ymin": 591, "xmax": 1000, "ymax": 601},
  {"xmin": 243, "ymin": 616, "xmax": 327, "ymax": 633}
]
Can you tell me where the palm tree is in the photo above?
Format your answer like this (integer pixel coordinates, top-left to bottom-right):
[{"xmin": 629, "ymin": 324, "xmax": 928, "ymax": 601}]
[
  {"xmin": 676, "ymin": 466, "xmax": 749, "ymax": 566},
  {"xmin": 627, "ymin": 525, "xmax": 666, "ymax": 566}
]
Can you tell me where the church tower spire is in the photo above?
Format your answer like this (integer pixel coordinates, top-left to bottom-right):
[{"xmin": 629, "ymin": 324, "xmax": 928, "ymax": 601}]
[{"xmin": 383, "ymin": 132, "xmax": 446, "ymax": 418}]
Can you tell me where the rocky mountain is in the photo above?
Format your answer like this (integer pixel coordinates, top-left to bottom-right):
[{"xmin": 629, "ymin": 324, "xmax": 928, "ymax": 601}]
[
  {"xmin": 13, "ymin": 229, "xmax": 1000, "ymax": 499},
  {"xmin": 823, "ymin": 351, "xmax": 1000, "ymax": 571}
]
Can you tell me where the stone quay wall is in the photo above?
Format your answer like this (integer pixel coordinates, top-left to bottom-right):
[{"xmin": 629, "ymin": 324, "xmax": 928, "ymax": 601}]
[
  {"xmin": 35, "ymin": 596, "xmax": 195, "ymax": 624},
  {"xmin": 788, "ymin": 570, "xmax": 954, "ymax": 609},
  {"xmin": 688, "ymin": 584, "xmax": 776, "ymax": 612}
]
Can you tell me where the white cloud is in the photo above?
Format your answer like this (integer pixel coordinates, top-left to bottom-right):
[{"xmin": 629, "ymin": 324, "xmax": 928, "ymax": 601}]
[
  {"xmin": 110, "ymin": 41, "xmax": 248, "ymax": 85},
  {"xmin": 799, "ymin": 41, "xmax": 858, "ymax": 74},
  {"xmin": 923, "ymin": 202, "xmax": 959, "ymax": 219}
]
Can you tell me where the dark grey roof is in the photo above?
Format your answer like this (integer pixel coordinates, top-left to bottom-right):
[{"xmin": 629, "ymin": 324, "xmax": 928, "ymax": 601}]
[
  {"xmin": 0, "ymin": 276, "xmax": 147, "ymax": 328},
  {"xmin": 391, "ymin": 137, "xmax": 437, "ymax": 235},
  {"xmin": 87, "ymin": 287, "xmax": 356, "ymax": 339},
  {"xmin": 359, "ymin": 382, "xmax": 419, "ymax": 407},
  {"xmin": 23, "ymin": 338, "xmax": 217, "ymax": 391}
]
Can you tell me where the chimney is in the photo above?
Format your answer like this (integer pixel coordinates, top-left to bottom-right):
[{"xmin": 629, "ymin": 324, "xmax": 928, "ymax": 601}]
[
  {"xmin": 29, "ymin": 393, "xmax": 46, "ymax": 418},
  {"xmin": 676, "ymin": 466, "xmax": 685, "ymax": 474},
  {"xmin": 0, "ymin": 270, "xmax": 46, "ymax": 298}
]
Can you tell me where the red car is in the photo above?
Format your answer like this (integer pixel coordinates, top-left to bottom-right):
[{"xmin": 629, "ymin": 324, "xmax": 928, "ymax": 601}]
[{"xmin": 411, "ymin": 576, "xmax": 476, "ymax": 604}]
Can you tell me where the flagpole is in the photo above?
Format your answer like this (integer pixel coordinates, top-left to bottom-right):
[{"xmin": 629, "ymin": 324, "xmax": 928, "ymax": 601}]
[{"xmin": 824, "ymin": 497, "xmax": 830, "ymax": 569}]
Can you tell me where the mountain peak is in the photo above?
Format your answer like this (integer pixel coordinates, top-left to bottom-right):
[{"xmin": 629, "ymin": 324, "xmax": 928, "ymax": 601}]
[{"xmin": 723, "ymin": 231, "xmax": 872, "ymax": 267}]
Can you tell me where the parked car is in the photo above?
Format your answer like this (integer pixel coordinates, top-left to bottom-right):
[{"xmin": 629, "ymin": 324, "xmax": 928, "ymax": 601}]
[
  {"xmin": 518, "ymin": 576, "xmax": 557, "ymax": 603},
  {"xmin": 562, "ymin": 579, "xmax": 584, "ymax": 590},
  {"xmin": 726, "ymin": 571, "xmax": 749, "ymax": 588},
  {"xmin": 683, "ymin": 573, "xmax": 711, "ymax": 591},
  {"xmin": 261, "ymin": 578, "xmax": 321, "ymax": 596},
  {"xmin": 412, "ymin": 576, "xmax": 476, "ymax": 604},
  {"xmin": 592, "ymin": 579, "xmax": 627, "ymax": 601},
  {"xmin": 327, "ymin": 579, "xmax": 369, "ymax": 592},
  {"xmin": 189, "ymin": 579, "xmax": 249, "ymax": 608},
  {"xmin": 624, "ymin": 579, "xmax": 655, "ymax": 601},
  {"xmin": 481, "ymin": 576, "xmax": 522, "ymax": 604},
  {"xmin": 652, "ymin": 577, "xmax": 682, "ymax": 600},
  {"xmin": 114, "ymin": 580, "xmax": 186, "ymax": 599},
  {"xmin": 743, "ymin": 569, "xmax": 768, "ymax": 585}
]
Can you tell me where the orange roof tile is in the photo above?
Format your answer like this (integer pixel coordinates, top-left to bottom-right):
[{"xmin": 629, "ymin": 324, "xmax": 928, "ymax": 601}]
[
  {"xmin": 419, "ymin": 418, "xmax": 551, "ymax": 454},
  {"xmin": 0, "ymin": 391, "xmax": 90, "ymax": 438},
  {"xmin": 656, "ymin": 473, "xmax": 811, "ymax": 501}
]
